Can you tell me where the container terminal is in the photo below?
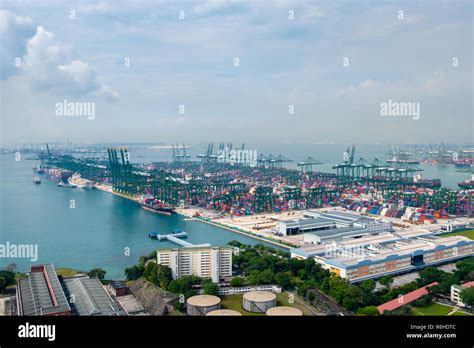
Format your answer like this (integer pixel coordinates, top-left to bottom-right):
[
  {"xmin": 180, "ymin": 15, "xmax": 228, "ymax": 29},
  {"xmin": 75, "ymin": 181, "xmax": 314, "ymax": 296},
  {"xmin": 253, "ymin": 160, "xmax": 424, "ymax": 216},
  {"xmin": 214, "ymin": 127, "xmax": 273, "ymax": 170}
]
[
  {"xmin": 34, "ymin": 143, "xmax": 472, "ymax": 219},
  {"xmin": 30, "ymin": 142, "xmax": 473, "ymax": 280}
]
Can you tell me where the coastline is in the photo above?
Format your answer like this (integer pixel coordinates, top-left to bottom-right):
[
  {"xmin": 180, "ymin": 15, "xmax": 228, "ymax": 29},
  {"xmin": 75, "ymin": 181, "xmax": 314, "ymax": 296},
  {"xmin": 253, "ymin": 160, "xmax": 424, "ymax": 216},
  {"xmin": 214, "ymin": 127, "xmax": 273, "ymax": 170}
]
[{"xmin": 92, "ymin": 182, "xmax": 292, "ymax": 249}]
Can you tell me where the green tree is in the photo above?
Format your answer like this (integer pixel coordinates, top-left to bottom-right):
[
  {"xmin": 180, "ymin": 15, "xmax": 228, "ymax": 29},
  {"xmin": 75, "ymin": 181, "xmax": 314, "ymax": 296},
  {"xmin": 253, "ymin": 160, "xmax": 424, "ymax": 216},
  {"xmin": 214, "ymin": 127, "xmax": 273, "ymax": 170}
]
[
  {"xmin": 0, "ymin": 276, "xmax": 6, "ymax": 294},
  {"xmin": 275, "ymin": 271, "xmax": 293, "ymax": 289},
  {"xmin": 360, "ymin": 279, "xmax": 376, "ymax": 293},
  {"xmin": 460, "ymin": 287, "xmax": 474, "ymax": 306},
  {"xmin": 418, "ymin": 267, "xmax": 443, "ymax": 285},
  {"xmin": 203, "ymin": 282, "xmax": 220, "ymax": 295},
  {"xmin": 378, "ymin": 275, "xmax": 393, "ymax": 287},
  {"xmin": 230, "ymin": 277, "xmax": 245, "ymax": 287},
  {"xmin": 156, "ymin": 265, "xmax": 173, "ymax": 289},
  {"xmin": 173, "ymin": 299, "xmax": 186, "ymax": 312},
  {"xmin": 124, "ymin": 265, "xmax": 144, "ymax": 281},
  {"xmin": 168, "ymin": 275, "xmax": 202, "ymax": 295},
  {"xmin": 356, "ymin": 306, "xmax": 380, "ymax": 316},
  {"xmin": 258, "ymin": 269, "xmax": 275, "ymax": 284},
  {"xmin": 0, "ymin": 270, "xmax": 15, "ymax": 286},
  {"xmin": 143, "ymin": 262, "xmax": 158, "ymax": 284},
  {"xmin": 307, "ymin": 291, "xmax": 316, "ymax": 303},
  {"xmin": 88, "ymin": 268, "xmax": 107, "ymax": 281}
]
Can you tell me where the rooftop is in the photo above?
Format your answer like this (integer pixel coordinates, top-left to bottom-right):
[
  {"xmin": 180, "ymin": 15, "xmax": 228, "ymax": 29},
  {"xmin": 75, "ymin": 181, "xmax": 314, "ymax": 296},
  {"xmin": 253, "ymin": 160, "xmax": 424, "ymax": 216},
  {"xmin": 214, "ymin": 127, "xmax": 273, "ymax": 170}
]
[
  {"xmin": 206, "ymin": 309, "xmax": 242, "ymax": 316},
  {"xmin": 62, "ymin": 276, "xmax": 126, "ymax": 316},
  {"xmin": 17, "ymin": 263, "xmax": 71, "ymax": 316},
  {"xmin": 186, "ymin": 295, "xmax": 221, "ymax": 307},
  {"xmin": 266, "ymin": 306, "xmax": 303, "ymax": 316},
  {"xmin": 243, "ymin": 291, "xmax": 276, "ymax": 302},
  {"xmin": 377, "ymin": 282, "xmax": 438, "ymax": 314}
]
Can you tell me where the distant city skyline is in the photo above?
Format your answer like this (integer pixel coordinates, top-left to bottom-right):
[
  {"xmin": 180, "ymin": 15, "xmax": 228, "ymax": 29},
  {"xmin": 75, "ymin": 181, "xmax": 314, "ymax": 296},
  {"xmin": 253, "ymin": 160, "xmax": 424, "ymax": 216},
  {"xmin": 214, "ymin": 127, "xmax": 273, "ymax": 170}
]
[{"xmin": 1, "ymin": 0, "xmax": 472, "ymax": 145}]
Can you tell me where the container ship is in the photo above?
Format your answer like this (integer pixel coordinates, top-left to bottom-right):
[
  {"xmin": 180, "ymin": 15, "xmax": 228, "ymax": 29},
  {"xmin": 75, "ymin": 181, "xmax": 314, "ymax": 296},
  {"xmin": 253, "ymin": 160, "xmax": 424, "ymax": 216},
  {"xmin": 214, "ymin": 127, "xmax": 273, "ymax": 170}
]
[
  {"xmin": 139, "ymin": 197, "xmax": 175, "ymax": 216},
  {"xmin": 386, "ymin": 151, "xmax": 420, "ymax": 164},
  {"xmin": 454, "ymin": 159, "xmax": 473, "ymax": 169},
  {"xmin": 458, "ymin": 175, "xmax": 474, "ymax": 189}
]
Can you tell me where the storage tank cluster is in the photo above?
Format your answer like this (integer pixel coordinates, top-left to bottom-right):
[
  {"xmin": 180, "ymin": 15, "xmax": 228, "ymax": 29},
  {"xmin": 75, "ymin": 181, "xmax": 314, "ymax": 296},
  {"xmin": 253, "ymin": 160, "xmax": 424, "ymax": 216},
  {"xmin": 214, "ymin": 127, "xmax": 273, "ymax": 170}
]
[
  {"xmin": 242, "ymin": 291, "xmax": 277, "ymax": 313},
  {"xmin": 186, "ymin": 295, "xmax": 221, "ymax": 316}
]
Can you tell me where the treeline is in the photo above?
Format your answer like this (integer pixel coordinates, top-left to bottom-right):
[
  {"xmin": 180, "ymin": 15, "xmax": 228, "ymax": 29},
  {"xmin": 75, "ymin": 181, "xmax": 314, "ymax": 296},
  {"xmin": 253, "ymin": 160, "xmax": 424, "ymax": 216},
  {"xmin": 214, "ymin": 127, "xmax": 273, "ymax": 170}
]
[
  {"xmin": 0, "ymin": 264, "xmax": 17, "ymax": 294},
  {"xmin": 124, "ymin": 250, "xmax": 219, "ymax": 312},
  {"xmin": 123, "ymin": 242, "xmax": 474, "ymax": 316},
  {"xmin": 228, "ymin": 241, "xmax": 474, "ymax": 315}
]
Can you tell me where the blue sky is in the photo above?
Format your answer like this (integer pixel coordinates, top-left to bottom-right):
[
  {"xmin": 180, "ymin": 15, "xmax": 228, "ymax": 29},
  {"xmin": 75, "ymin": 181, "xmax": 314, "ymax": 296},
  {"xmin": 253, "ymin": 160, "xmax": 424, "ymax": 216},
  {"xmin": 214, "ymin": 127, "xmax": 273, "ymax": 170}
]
[{"xmin": 0, "ymin": 0, "xmax": 472, "ymax": 145}]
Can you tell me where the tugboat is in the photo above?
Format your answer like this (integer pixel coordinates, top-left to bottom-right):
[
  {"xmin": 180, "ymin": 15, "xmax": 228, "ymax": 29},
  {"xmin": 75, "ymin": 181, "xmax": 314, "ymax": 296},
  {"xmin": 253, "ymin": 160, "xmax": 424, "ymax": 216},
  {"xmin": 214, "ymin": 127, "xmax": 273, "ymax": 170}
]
[{"xmin": 33, "ymin": 177, "xmax": 41, "ymax": 184}]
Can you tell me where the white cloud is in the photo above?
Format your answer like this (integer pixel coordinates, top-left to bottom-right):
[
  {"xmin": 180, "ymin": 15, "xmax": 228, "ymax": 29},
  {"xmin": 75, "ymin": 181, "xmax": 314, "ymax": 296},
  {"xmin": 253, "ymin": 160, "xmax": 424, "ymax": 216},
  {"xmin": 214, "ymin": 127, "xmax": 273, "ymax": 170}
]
[
  {"xmin": 2, "ymin": 13, "xmax": 118, "ymax": 101},
  {"xmin": 0, "ymin": 10, "xmax": 35, "ymax": 79}
]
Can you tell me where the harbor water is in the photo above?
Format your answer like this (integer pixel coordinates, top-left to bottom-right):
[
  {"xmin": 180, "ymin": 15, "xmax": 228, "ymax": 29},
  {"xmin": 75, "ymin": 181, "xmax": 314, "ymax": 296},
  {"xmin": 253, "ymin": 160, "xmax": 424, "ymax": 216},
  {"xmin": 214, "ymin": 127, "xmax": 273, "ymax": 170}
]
[
  {"xmin": 0, "ymin": 143, "xmax": 471, "ymax": 278},
  {"xmin": 0, "ymin": 155, "xmax": 281, "ymax": 279}
]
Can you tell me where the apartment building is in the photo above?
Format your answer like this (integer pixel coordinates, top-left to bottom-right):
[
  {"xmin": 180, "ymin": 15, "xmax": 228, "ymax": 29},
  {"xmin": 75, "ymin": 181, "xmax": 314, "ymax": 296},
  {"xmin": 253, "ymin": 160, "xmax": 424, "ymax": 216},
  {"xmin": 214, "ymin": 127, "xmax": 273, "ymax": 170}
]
[{"xmin": 157, "ymin": 246, "xmax": 232, "ymax": 283}]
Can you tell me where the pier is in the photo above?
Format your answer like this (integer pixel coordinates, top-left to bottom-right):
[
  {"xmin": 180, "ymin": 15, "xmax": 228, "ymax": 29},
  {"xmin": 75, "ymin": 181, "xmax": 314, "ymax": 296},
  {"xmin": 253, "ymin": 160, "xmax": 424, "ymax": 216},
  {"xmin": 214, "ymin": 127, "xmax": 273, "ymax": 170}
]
[{"xmin": 149, "ymin": 231, "xmax": 211, "ymax": 247}]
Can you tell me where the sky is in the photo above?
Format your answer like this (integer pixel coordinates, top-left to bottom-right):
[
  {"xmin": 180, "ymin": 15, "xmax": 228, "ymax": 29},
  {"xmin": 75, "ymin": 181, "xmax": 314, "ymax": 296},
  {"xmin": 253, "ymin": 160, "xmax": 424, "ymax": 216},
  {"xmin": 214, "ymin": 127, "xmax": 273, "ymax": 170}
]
[{"xmin": 0, "ymin": 0, "xmax": 473, "ymax": 145}]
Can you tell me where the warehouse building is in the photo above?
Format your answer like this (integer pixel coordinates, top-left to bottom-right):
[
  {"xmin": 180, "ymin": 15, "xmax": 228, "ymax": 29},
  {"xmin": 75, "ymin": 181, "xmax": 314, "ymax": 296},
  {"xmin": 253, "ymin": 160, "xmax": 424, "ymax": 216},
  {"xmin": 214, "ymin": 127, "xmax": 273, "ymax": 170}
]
[
  {"xmin": 16, "ymin": 263, "xmax": 127, "ymax": 316},
  {"xmin": 278, "ymin": 209, "xmax": 391, "ymax": 237},
  {"xmin": 62, "ymin": 276, "xmax": 126, "ymax": 316},
  {"xmin": 291, "ymin": 232, "xmax": 474, "ymax": 282},
  {"xmin": 157, "ymin": 245, "xmax": 232, "ymax": 283},
  {"xmin": 16, "ymin": 263, "xmax": 71, "ymax": 316}
]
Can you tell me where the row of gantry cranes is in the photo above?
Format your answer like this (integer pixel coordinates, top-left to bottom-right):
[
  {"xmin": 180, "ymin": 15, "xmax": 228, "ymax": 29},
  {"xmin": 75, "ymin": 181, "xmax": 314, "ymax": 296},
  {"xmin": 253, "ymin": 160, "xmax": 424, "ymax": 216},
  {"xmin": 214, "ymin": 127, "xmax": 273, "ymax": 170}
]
[{"xmin": 34, "ymin": 143, "xmax": 472, "ymax": 215}]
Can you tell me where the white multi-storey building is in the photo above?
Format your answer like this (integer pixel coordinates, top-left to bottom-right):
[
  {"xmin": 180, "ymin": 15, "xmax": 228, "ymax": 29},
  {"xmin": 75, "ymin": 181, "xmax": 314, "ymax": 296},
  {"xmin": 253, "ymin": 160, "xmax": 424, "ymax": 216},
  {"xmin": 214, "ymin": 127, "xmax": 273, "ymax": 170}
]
[{"xmin": 157, "ymin": 246, "xmax": 232, "ymax": 283}]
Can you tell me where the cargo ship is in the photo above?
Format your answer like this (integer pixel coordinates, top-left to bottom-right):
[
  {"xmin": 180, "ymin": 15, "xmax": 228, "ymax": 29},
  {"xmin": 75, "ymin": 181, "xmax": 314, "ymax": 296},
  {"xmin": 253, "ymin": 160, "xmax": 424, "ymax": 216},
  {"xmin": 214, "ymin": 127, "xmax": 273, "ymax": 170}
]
[
  {"xmin": 386, "ymin": 148, "xmax": 420, "ymax": 164},
  {"xmin": 139, "ymin": 197, "xmax": 175, "ymax": 216},
  {"xmin": 57, "ymin": 180, "xmax": 77, "ymax": 188},
  {"xmin": 33, "ymin": 165, "xmax": 45, "ymax": 174},
  {"xmin": 458, "ymin": 175, "xmax": 474, "ymax": 189},
  {"xmin": 454, "ymin": 159, "xmax": 473, "ymax": 169}
]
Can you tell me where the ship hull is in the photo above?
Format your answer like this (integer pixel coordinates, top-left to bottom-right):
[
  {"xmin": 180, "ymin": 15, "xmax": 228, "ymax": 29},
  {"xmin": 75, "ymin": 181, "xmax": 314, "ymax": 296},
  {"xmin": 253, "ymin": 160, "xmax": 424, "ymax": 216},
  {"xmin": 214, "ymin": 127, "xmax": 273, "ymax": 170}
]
[{"xmin": 140, "ymin": 204, "xmax": 174, "ymax": 216}]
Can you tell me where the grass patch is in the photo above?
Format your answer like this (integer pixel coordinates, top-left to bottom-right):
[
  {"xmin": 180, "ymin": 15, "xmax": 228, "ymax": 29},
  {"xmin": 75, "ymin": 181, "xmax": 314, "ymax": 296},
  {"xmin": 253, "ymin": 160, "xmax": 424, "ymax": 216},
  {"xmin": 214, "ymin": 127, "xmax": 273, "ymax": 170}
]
[
  {"xmin": 56, "ymin": 268, "xmax": 81, "ymax": 277},
  {"xmin": 411, "ymin": 303, "xmax": 454, "ymax": 316},
  {"xmin": 439, "ymin": 229, "xmax": 474, "ymax": 240},
  {"xmin": 276, "ymin": 292, "xmax": 312, "ymax": 316},
  {"xmin": 220, "ymin": 295, "xmax": 264, "ymax": 316}
]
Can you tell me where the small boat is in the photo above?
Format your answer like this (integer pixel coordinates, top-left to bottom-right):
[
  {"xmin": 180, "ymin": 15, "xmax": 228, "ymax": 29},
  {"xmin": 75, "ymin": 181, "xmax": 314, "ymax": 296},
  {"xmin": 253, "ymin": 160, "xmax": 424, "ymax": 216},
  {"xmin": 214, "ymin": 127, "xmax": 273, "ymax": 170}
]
[{"xmin": 33, "ymin": 177, "xmax": 41, "ymax": 184}]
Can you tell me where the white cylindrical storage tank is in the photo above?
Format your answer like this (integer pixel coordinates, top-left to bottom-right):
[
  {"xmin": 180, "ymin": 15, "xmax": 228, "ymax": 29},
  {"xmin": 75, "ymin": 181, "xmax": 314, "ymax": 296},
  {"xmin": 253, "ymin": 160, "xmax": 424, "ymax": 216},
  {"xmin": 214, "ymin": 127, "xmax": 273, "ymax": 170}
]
[
  {"xmin": 186, "ymin": 295, "xmax": 221, "ymax": 316},
  {"xmin": 242, "ymin": 291, "xmax": 276, "ymax": 313},
  {"xmin": 206, "ymin": 309, "xmax": 242, "ymax": 316},
  {"xmin": 266, "ymin": 306, "xmax": 303, "ymax": 316}
]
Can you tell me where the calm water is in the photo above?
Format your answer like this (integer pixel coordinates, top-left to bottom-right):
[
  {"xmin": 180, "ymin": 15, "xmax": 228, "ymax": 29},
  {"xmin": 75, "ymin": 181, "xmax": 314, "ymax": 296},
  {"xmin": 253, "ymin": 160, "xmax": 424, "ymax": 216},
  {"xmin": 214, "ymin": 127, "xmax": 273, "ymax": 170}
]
[
  {"xmin": 0, "ymin": 155, "xmax": 280, "ymax": 279},
  {"xmin": 0, "ymin": 144, "xmax": 470, "ymax": 278}
]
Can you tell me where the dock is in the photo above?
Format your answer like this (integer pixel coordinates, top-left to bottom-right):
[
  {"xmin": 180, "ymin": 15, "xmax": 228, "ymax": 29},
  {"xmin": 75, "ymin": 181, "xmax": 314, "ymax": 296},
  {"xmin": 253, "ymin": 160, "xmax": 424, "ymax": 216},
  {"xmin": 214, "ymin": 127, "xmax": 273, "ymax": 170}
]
[
  {"xmin": 166, "ymin": 234, "xmax": 193, "ymax": 247},
  {"xmin": 149, "ymin": 231, "xmax": 211, "ymax": 248},
  {"xmin": 155, "ymin": 231, "xmax": 188, "ymax": 240}
]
